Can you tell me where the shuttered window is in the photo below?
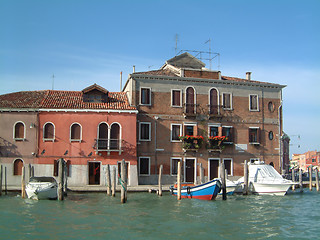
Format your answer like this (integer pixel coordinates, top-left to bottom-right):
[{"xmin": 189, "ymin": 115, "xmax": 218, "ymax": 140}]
[
  {"xmin": 139, "ymin": 122, "xmax": 151, "ymax": 141},
  {"xmin": 249, "ymin": 94, "xmax": 259, "ymax": 111},
  {"xmin": 44, "ymin": 122, "xmax": 55, "ymax": 140},
  {"xmin": 70, "ymin": 123, "xmax": 81, "ymax": 141},
  {"xmin": 171, "ymin": 124, "xmax": 181, "ymax": 141},
  {"xmin": 222, "ymin": 93, "xmax": 232, "ymax": 109},
  {"xmin": 14, "ymin": 122, "xmax": 25, "ymax": 139},
  {"xmin": 139, "ymin": 157, "xmax": 150, "ymax": 175},
  {"xmin": 249, "ymin": 128, "xmax": 260, "ymax": 144},
  {"xmin": 13, "ymin": 159, "xmax": 23, "ymax": 175},
  {"xmin": 140, "ymin": 88, "xmax": 151, "ymax": 105},
  {"xmin": 172, "ymin": 90, "xmax": 181, "ymax": 107}
]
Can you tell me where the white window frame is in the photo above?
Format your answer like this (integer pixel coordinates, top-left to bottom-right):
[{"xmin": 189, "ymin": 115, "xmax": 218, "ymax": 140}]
[
  {"xmin": 223, "ymin": 158, "xmax": 233, "ymax": 176},
  {"xmin": 171, "ymin": 89, "xmax": 182, "ymax": 107},
  {"xmin": 183, "ymin": 122, "xmax": 197, "ymax": 136},
  {"xmin": 249, "ymin": 127, "xmax": 260, "ymax": 145},
  {"xmin": 208, "ymin": 158, "xmax": 221, "ymax": 179},
  {"xmin": 170, "ymin": 157, "xmax": 182, "ymax": 176},
  {"xmin": 208, "ymin": 87, "xmax": 220, "ymax": 114},
  {"xmin": 222, "ymin": 92, "xmax": 232, "ymax": 110},
  {"xmin": 208, "ymin": 124, "xmax": 220, "ymax": 137},
  {"xmin": 13, "ymin": 121, "xmax": 26, "ymax": 141},
  {"xmin": 70, "ymin": 122, "xmax": 82, "ymax": 142},
  {"xmin": 183, "ymin": 157, "xmax": 197, "ymax": 183},
  {"xmin": 139, "ymin": 122, "xmax": 151, "ymax": 141},
  {"xmin": 222, "ymin": 126, "xmax": 234, "ymax": 144},
  {"xmin": 43, "ymin": 122, "xmax": 55, "ymax": 142},
  {"xmin": 140, "ymin": 87, "xmax": 151, "ymax": 106},
  {"xmin": 139, "ymin": 157, "xmax": 150, "ymax": 176},
  {"xmin": 249, "ymin": 94, "xmax": 259, "ymax": 111},
  {"xmin": 171, "ymin": 123, "xmax": 182, "ymax": 142}
]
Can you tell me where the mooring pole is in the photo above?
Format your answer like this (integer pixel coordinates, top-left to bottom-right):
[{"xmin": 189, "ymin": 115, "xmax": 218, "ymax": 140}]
[
  {"xmin": 106, "ymin": 164, "xmax": 111, "ymax": 196},
  {"xmin": 177, "ymin": 161, "xmax": 181, "ymax": 200},
  {"xmin": 221, "ymin": 162, "xmax": 227, "ymax": 200},
  {"xmin": 299, "ymin": 168, "xmax": 303, "ymax": 192},
  {"xmin": 5, "ymin": 167, "xmax": 7, "ymax": 195},
  {"xmin": 309, "ymin": 166, "xmax": 313, "ymax": 191},
  {"xmin": 112, "ymin": 167, "xmax": 116, "ymax": 197},
  {"xmin": 120, "ymin": 159, "xmax": 127, "ymax": 203},
  {"xmin": 199, "ymin": 163, "xmax": 204, "ymax": 184},
  {"xmin": 21, "ymin": 166, "xmax": 26, "ymax": 198},
  {"xmin": 315, "ymin": 167, "xmax": 319, "ymax": 192},
  {"xmin": 292, "ymin": 169, "xmax": 295, "ymax": 191},
  {"xmin": 0, "ymin": 165, "xmax": 2, "ymax": 196},
  {"xmin": 58, "ymin": 158, "xmax": 64, "ymax": 201},
  {"xmin": 158, "ymin": 164, "xmax": 163, "ymax": 196},
  {"xmin": 243, "ymin": 160, "xmax": 249, "ymax": 195}
]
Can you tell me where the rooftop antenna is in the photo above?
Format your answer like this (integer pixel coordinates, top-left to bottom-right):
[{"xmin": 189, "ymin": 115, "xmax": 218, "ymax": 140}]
[
  {"xmin": 52, "ymin": 74, "xmax": 55, "ymax": 90},
  {"xmin": 204, "ymin": 39, "xmax": 212, "ymax": 70},
  {"xmin": 175, "ymin": 34, "xmax": 179, "ymax": 55}
]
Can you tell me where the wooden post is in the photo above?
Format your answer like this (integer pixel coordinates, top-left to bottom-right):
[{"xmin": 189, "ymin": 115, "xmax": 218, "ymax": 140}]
[
  {"xmin": 243, "ymin": 160, "xmax": 249, "ymax": 195},
  {"xmin": 64, "ymin": 161, "xmax": 68, "ymax": 196},
  {"xmin": 221, "ymin": 162, "xmax": 227, "ymax": 200},
  {"xmin": 120, "ymin": 159, "xmax": 127, "ymax": 203},
  {"xmin": 106, "ymin": 164, "xmax": 111, "ymax": 196},
  {"xmin": 5, "ymin": 166, "xmax": 7, "ymax": 195},
  {"xmin": 177, "ymin": 161, "xmax": 181, "ymax": 200},
  {"xmin": 0, "ymin": 165, "xmax": 2, "ymax": 196},
  {"xmin": 158, "ymin": 165, "xmax": 163, "ymax": 196},
  {"xmin": 315, "ymin": 167, "xmax": 319, "ymax": 192},
  {"xmin": 291, "ymin": 169, "xmax": 295, "ymax": 191},
  {"xmin": 299, "ymin": 168, "xmax": 303, "ymax": 192},
  {"xmin": 199, "ymin": 163, "xmax": 204, "ymax": 184},
  {"xmin": 58, "ymin": 158, "xmax": 64, "ymax": 201},
  {"xmin": 112, "ymin": 166, "xmax": 116, "ymax": 197},
  {"xmin": 21, "ymin": 166, "xmax": 26, "ymax": 198},
  {"xmin": 309, "ymin": 166, "xmax": 313, "ymax": 191}
]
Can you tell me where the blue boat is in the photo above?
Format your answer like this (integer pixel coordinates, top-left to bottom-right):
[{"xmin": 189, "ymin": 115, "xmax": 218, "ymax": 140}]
[{"xmin": 170, "ymin": 179, "xmax": 221, "ymax": 200}]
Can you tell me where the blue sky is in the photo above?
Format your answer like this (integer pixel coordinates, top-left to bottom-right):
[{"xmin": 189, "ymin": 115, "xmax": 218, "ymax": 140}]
[{"xmin": 0, "ymin": 0, "xmax": 319, "ymax": 155}]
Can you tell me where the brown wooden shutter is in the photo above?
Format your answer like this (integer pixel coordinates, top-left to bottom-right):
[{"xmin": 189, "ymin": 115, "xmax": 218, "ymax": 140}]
[{"xmin": 53, "ymin": 160, "xmax": 58, "ymax": 176}]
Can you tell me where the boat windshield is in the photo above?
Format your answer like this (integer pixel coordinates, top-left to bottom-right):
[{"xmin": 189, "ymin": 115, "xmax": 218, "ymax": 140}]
[{"xmin": 29, "ymin": 177, "xmax": 56, "ymax": 183}]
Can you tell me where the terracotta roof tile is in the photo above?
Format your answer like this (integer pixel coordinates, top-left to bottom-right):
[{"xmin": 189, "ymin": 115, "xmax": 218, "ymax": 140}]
[
  {"xmin": 135, "ymin": 69, "xmax": 179, "ymax": 77},
  {"xmin": 0, "ymin": 89, "xmax": 136, "ymax": 111}
]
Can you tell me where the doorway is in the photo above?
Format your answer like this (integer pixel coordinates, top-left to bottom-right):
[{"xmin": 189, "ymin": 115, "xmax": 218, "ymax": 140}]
[
  {"xmin": 185, "ymin": 158, "xmax": 195, "ymax": 183},
  {"xmin": 209, "ymin": 159, "xmax": 220, "ymax": 180},
  {"xmin": 88, "ymin": 162, "xmax": 100, "ymax": 185}
]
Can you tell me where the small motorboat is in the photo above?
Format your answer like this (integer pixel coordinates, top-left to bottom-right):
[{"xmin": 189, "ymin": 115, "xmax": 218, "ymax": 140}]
[
  {"xmin": 25, "ymin": 177, "xmax": 58, "ymax": 200},
  {"xmin": 170, "ymin": 179, "xmax": 221, "ymax": 200},
  {"xmin": 215, "ymin": 178, "xmax": 241, "ymax": 195},
  {"xmin": 237, "ymin": 160, "xmax": 295, "ymax": 196}
]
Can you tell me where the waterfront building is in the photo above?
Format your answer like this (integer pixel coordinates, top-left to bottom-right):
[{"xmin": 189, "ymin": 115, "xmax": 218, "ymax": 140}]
[
  {"xmin": 0, "ymin": 84, "xmax": 139, "ymax": 187},
  {"xmin": 123, "ymin": 52, "xmax": 286, "ymax": 184},
  {"xmin": 291, "ymin": 151, "xmax": 320, "ymax": 172}
]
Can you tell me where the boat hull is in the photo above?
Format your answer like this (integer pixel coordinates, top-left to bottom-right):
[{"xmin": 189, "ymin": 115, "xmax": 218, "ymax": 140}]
[
  {"xmin": 252, "ymin": 182, "xmax": 293, "ymax": 196},
  {"xmin": 171, "ymin": 180, "xmax": 221, "ymax": 200},
  {"xmin": 26, "ymin": 182, "xmax": 58, "ymax": 200}
]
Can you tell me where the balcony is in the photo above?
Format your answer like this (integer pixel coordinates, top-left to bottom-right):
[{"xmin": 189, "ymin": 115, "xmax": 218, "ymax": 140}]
[
  {"xmin": 94, "ymin": 138, "xmax": 122, "ymax": 155},
  {"xmin": 207, "ymin": 136, "xmax": 226, "ymax": 152},
  {"xmin": 207, "ymin": 104, "xmax": 222, "ymax": 118},
  {"xmin": 180, "ymin": 135, "xmax": 204, "ymax": 152},
  {"xmin": 183, "ymin": 103, "xmax": 198, "ymax": 118}
]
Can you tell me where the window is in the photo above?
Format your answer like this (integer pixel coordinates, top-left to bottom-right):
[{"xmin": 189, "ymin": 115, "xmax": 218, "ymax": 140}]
[
  {"xmin": 140, "ymin": 87, "xmax": 151, "ymax": 105},
  {"xmin": 171, "ymin": 124, "xmax": 182, "ymax": 142},
  {"xmin": 209, "ymin": 88, "xmax": 219, "ymax": 115},
  {"xmin": 97, "ymin": 122, "xmax": 108, "ymax": 150},
  {"xmin": 268, "ymin": 101, "xmax": 275, "ymax": 112},
  {"xmin": 171, "ymin": 90, "xmax": 182, "ymax": 107},
  {"xmin": 209, "ymin": 125, "xmax": 219, "ymax": 137},
  {"xmin": 13, "ymin": 159, "xmax": 23, "ymax": 175},
  {"xmin": 222, "ymin": 126, "xmax": 234, "ymax": 144},
  {"xmin": 110, "ymin": 123, "xmax": 121, "ymax": 150},
  {"xmin": 139, "ymin": 122, "xmax": 151, "ymax": 141},
  {"xmin": 185, "ymin": 87, "xmax": 195, "ymax": 114},
  {"xmin": 139, "ymin": 157, "xmax": 150, "ymax": 175},
  {"xmin": 268, "ymin": 131, "xmax": 274, "ymax": 140},
  {"xmin": 249, "ymin": 127, "xmax": 260, "ymax": 144},
  {"xmin": 70, "ymin": 123, "xmax": 81, "ymax": 142},
  {"xmin": 14, "ymin": 122, "xmax": 25, "ymax": 140},
  {"xmin": 184, "ymin": 124, "xmax": 196, "ymax": 136},
  {"xmin": 171, "ymin": 158, "xmax": 181, "ymax": 175},
  {"xmin": 43, "ymin": 122, "xmax": 55, "ymax": 141},
  {"xmin": 222, "ymin": 93, "xmax": 232, "ymax": 110},
  {"xmin": 249, "ymin": 94, "xmax": 259, "ymax": 111}
]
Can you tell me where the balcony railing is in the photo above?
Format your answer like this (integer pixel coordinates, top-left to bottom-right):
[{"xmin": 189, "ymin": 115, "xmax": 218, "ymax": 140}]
[
  {"xmin": 183, "ymin": 103, "xmax": 198, "ymax": 117},
  {"xmin": 94, "ymin": 138, "xmax": 122, "ymax": 155},
  {"xmin": 207, "ymin": 104, "xmax": 222, "ymax": 116},
  {"xmin": 180, "ymin": 136, "xmax": 204, "ymax": 152}
]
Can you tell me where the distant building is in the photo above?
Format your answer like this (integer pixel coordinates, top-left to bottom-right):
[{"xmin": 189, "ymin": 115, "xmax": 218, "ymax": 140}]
[
  {"xmin": 123, "ymin": 52, "xmax": 286, "ymax": 184},
  {"xmin": 291, "ymin": 151, "xmax": 320, "ymax": 172},
  {"xmin": 0, "ymin": 84, "xmax": 138, "ymax": 187},
  {"xmin": 281, "ymin": 132, "xmax": 290, "ymax": 174}
]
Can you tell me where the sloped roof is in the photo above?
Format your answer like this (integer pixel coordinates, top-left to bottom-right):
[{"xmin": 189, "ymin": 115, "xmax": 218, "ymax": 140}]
[
  {"xmin": 0, "ymin": 88, "xmax": 136, "ymax": 111},
  {"xmin": 166, "ymin": 52, "xmax": 205, "ymax": 69},
  {"xmin": 82, "ymin": 83, "xmax": 109, "ymax": 94}
]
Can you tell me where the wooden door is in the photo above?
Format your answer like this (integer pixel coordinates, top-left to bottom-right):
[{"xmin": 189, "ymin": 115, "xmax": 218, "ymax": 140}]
[
  {"xmin": 209, "ymin": 159, "xmax": 219, "ymax": 180},
  {"xmin": 185, "ymin": 159, "xmax": 195, "ymax": 182}
]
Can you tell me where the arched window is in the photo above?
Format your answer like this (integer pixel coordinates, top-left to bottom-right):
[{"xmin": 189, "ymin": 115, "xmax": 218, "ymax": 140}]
[
  {"xmin": 13, "ymin": 159, "xmax": 23, "ymax": 175},
  {"xmin": 185, "ymin": 87, "xmax": 195, "ymax": 114},
  {"xmin": 43, "ymin": 122, "xmax": 55, "ymax": 141},
  {"xmin": 97, "ymin": 123, "xmax": 108, "ymax": 150},
  {"xmin": 70, "ymin": 123, "xmax": 81, "ymax": 142},
  {"xmin": 14, "ymin": 122, "xmax": 25, "ymax": 140},
  {"xmin": 209, "ymin": 88, "xmax": 219, "ymax": 115},
  {"xmin": 110, "ymin": 123, "xmax": 121, "ymax": 150}
]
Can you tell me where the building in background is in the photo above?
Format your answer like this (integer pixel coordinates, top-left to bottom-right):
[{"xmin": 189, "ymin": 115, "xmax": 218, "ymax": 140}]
[
  {"xmin": 0, "ymin": 84, "xmax": 138, "ymax": 188},
  {"xmin": 123, "ymin": 52, "xmax": 286, "ymax": 184}
]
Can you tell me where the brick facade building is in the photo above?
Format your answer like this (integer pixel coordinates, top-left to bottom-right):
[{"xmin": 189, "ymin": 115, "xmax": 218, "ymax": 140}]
[{"xmin": 123, "ymin": 53, "xmax": 286, "ymax": 184}]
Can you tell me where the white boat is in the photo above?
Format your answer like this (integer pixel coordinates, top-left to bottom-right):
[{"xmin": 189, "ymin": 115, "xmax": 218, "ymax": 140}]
[
  {"xmin": 25, "ymin": 177, "xmax": 58, "ymax": 200},
  {"xmin": 238, "ymin": 160, "xmax": 295, "ymax": 196},
  {"xmin": 215, "ymin": 178, "xmax": 241, "ymax": 195}
]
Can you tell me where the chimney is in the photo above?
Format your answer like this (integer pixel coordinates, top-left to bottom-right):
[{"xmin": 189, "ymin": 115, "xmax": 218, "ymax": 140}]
[
  {"xmin": 133, "ymin": 65, "xmax": 136, "ymax": 73},
  {"xmin": 246, "ymin": 72, "xmax": 251, "ymax": 80}
]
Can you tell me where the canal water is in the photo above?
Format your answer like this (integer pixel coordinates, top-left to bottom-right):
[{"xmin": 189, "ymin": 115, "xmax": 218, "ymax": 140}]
[{"xmin": 0, "ymin": 190, "xmax": 319, "ymax": 240}]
